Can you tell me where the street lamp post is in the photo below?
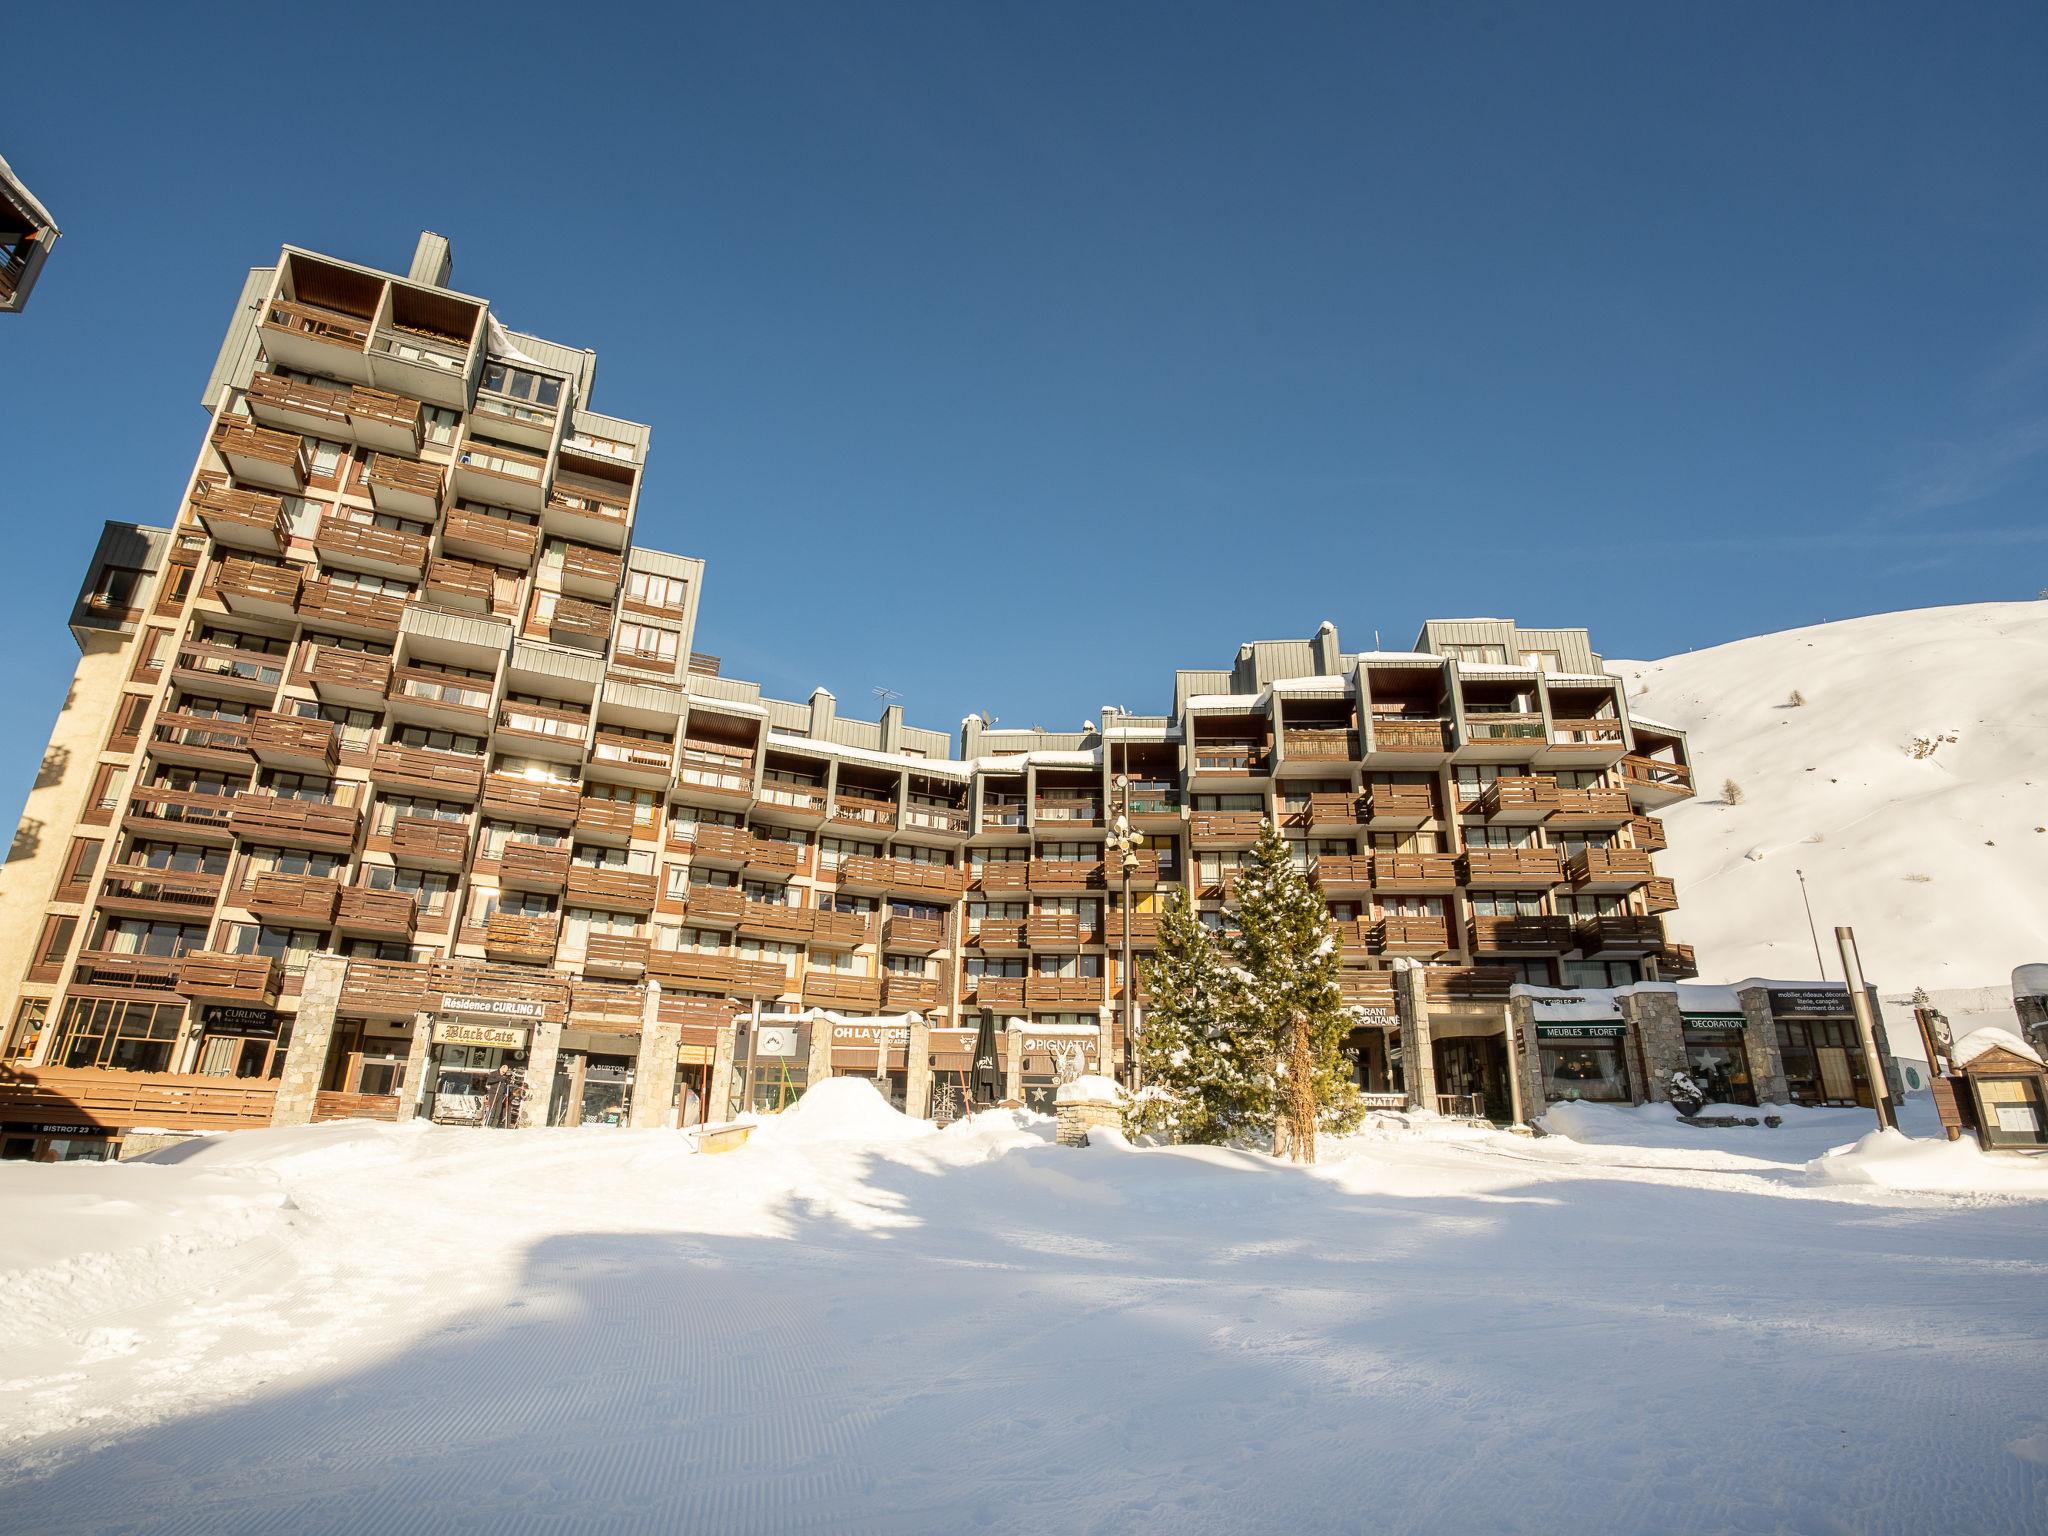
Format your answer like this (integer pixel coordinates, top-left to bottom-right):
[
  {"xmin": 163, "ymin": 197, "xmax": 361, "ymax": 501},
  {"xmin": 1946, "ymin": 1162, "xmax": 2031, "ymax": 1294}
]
[{"xmin": 1108, "ymin": 773, "xmax": 1140, "ymax": 1087}]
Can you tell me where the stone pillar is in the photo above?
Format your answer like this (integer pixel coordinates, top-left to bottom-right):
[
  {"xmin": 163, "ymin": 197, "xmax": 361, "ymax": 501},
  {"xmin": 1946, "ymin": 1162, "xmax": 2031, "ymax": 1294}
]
[
  {"xmin": 520, "ymin": 1014, "xmax": 564, "ymax": 1128},
  {"xmin": 397, "ymin": 1014, "xmax": 433, "ymax": 1119},
  {"xmin": 1097, "ymin": 1012, "xmax": 1117, "ymax": 1085},
  {"xmin": 905, "ymin": 1019, "xmax": 932, "ymax": 1120},
  {"xmin": 1395, "ymin": 964, "xmax": 1436, "ymax": 1110},
  {"xmin": 1004, "ymin": 1022, "xmax": 1024, "ymax": 1103},
  {"xmin": 805, "ymin": 1007, "xmax": 834, "ymax": 1093},
  {"xmin": 1737, "ymin": 986, "xmax": 1790, "ymax": 1104},
  {"xmin": 271, "ymin": 952, "xmax": 345, "ymax": 1127},
  {"xmin": 1498, "ymin": 1006, "xmax": 1527, "ymax": 1125},
  {"xmin": 1629, "ymin": 988, "xmax": 1689, "ymax": 1102},
  {"xmin": 630, "ymin": 982, "xmax": 680, "ymax": 1129},
  {"xmin": 1506, "ymin": 995, "xmax": 1545, "ymax": 1122},
  {"xmin": 708, "ymin": 1022, "xmax": 737, "ymax": 1124}
]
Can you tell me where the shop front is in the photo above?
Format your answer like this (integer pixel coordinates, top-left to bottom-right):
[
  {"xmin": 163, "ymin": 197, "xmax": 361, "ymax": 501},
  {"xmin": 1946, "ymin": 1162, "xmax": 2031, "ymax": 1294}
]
[
  {"xmin": 420, "ymin": 1015, "xmax": 534, "ymax": 1126},
  {"xmin": 1, "ymin": 1118, "xmax": 117, "ymax": 1162},
  {"xmin": 829, "ymin": 1019, "xmax": 911, "ymax": 1110},
  {"xmin": 1431, "ymin": 1016, "xmax": 1515, "ymax": 1121},
  {"xmin": 547, "ymin": 1031, "xmax": 636, "ymax": 1128},
  {"xmin": 1680, "ymin": 1012, "xmax": 1756, "ymax": 1105},
  {"xmin": 729, "ymin": 1017, "xmax": 811, "ymax": 1118},
  {"xmin": 1533, "ymin": 1021, "xmax": 1634, "ymax": 1105},
  {"xmin": 1016, "ymin": 1026, "xmax": 1098, "ymax": 1114},
  {"xmin": 1768, "ymin": 987, "xmax": 1870, "ymax": 1107},
  {"xmin": 193, "ymin": 1005, "xmax": 287, "ymax": 1081}
]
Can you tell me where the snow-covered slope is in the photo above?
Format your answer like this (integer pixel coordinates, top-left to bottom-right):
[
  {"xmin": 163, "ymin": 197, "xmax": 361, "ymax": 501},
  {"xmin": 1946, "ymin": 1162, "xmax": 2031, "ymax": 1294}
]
[{"xmin": 1611, "ymin": 601, "xmax": 2048, "ymax": 1000}]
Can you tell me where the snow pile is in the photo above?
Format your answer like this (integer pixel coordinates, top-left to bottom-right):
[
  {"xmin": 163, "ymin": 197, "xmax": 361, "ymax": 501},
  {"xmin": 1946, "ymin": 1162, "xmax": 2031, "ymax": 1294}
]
[
  {"xmin": 1610, "ymin": 601, "xmax": 2048, "ymax": 999},
  {"xmin": 1053, "ymin": 1073, "xmax": 1122, "ymax": 1106},
  {"xmin": 1809, "ymin": 1128, "xmax": 2048, "ymax": 1196},
  {"xmin": 743, "ymin": 1074, "xmax": 933, "ymax": 1146},
  {"xmin": 1951, "ymin": 1026, "xmax": 2044, "ymax": 1067}
]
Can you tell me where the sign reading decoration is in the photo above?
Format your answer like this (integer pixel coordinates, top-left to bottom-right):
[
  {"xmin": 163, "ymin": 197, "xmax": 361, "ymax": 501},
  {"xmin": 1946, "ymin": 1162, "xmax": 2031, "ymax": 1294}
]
[
  {"xmin": 432, "ymin": 1020, "xmax": 530, "ymax": 1050},
  {"xmin": 1681, "ymin": 1013, "xmax": 1748, "ymax": 1033}
]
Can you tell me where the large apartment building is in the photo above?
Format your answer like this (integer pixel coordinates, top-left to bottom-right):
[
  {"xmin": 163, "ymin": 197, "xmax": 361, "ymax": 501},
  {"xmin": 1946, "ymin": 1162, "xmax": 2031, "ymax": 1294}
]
[
  {"xmin": 0, "ymin": 151, "xmax": 60, "ymax": 314},
  {"xmin": 0, "ymin": 233, "xmax": 1698, "ymax": 1157}
]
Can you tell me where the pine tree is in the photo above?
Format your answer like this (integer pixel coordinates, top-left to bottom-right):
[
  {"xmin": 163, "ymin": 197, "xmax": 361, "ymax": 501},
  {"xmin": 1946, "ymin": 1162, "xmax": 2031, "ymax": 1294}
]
[
  {"xmin": 1227, "ymin": 821, "xmax": 1365, "ymax": 1161},
  {"xmin": 1125, "ymin": 886, "xmax": 1253, "ymax": 1143}
]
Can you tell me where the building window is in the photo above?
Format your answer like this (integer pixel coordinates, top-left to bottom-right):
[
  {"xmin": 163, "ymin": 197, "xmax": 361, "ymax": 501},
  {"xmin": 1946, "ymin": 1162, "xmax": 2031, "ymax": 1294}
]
[
  {"xmin": 85, "ymin": 564, "xmax": 147, "ymax": 614},
  {"xmin": 48, "ymin": 997, "xmax": 185, "ymax": 1073},
  {"xmin": 1537, "ymin": 1029, "xmax": 1633, "ymax": 1103},
  {"xmin": 5, "ymin": 999, "xmax": 48, "ymax": 1061},
  {"xmin": 616, "ymin": 622, "xmax": 679, "ymax": 663},
  {"xmin": 28, "ymin": 914, "xmax": 77, "ymax": 982},
  {"xmin": 55, "ymin": 838, "xmax": 103, "ymax": 902},
  {"xmin": 625, "ymin": 570, "xmax": 687, "ymax": 610}
]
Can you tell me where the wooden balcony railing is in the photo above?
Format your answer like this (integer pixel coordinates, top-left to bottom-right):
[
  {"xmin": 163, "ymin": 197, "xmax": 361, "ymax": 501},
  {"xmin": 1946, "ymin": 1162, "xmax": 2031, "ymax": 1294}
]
[
  {"xmin": 1026, "ymin": 859, "xmax": 1105, "ymax": 892},
  {"xmin": 546, "ymin": 484, "xmax": 631, "ymax": 526},
  {"xmin": 125, "ymin": 787, "xmax": 236, "ymax": 841},
  {"xmin": 244, "ymin": 872, "xmax": 342, "ymax": 926},
  {"xmin": 1642, "ymin": 876, "xmax": 1679, "ymax": 913},
  {"xmin": 1373, "ymin": 915, "xmax": 1452, "ymax": 954},
  {"xmin": 70, "ymin": 948, "xmax": 185, "ymax": 992},
  {"xmin": 483, "ymin": 912, "xmax": 558, "ymax": 962},
  {"xmin": 831, "ymin": 794, "xmax": 899, "ymax": 829},
  {"xmin": 1032, "ymin": 797, "xmax": 1101, "ymax": 826},
  {"xmin": 152, "ymin": 710, "xmax": 253, "ymax": 760},
  {"xmin": 370, "ymin": 743, "xmax": 485, "ymax": 800},
  {"xmin": 1282, "ymin": 727, "xmax": 1357, "ymax": 761},
  {"xmin": 0, "ymin": 1068, "xmax": 277, "ymax": 1132},
  {"xmin": 497, "ymin": 839, "xmax": 570, "ymax": 889},
  {"xmin": 481, "ymin": 773, "xmax": 581, "ymax": 824},
  {"xmin": 566, "ymin": 865, "xmax": 659, "ymax": 911},
  {"xmin": 1369, "ymin": 718, "xmax": 1448, "ymax": 752},
  {"xmin": 574, "ymin": 797, "xmax": 641, "ymax": 841},
  {"xmin": 582, "ymin": 933, "xmax": 650, "ymax": 977},
  {"xmin": 249, "ymin": 711, "xmax": 340, "ymax": 768},
  {"xmin": 216, "ymin": 557, "xmax": 304, "ymax": 610},
  {"xmin": 247, "ymin": 376, "xmax": 414, "ymax": 444},
  {"xmin": 386, "ymin": 814, "xmax": 471, "ymax": 868},
  {"xmin": 1477, "ymin": 775, "xmax": 1560, "ymax": 818},
  {"xmin": 1549, "ymin": 717, "xmax": 1627, "ymax": 750},
  {"xmin": 1328, "ymin": 918, "xmax": 1375, "ymax": 959},
  {"xmin": 336, "ymin": 887, "xmax": 419, "ymax": 939},
  {"xmin": 979, "ymin": 800, "xmax": 1029, "ymax": 832},
  {"xmin": 1372, "ymin": 852, "xmax": 1459, "ymax": 887},
  {"xmin": 735, "ymin": 900, "xmax": 814, "ymax": 942},
  {"xmin": 1190, "ymin": 811, "xmax": 1265, "ymax": 844},
  {"xmin": 901, "ymin": 804, "xmax": 970, "ymax": 835},
  {"xmin": 314, "ymin": 516, "xmax": 429, "ymax": 574},
  {"xmin": 306, "ymin": 645, "xmax": 394, "ymax": 698},
  {"xmin": 558, "ymin": 543, "xmax": 624, "ymax": 590},
  {"xmin": 1025, "ymin": 974, "xmax": 1103, "ymax": 1007},
  {"xmin": 678, "ymin": 747, "xmax": 757, "ymax": 799},
  {"xmin": 678, "ymin": 822, "xmax": 749, "ymax": 863},
  {"xmin": 213, "ymin": 420, "xmax": 308, "ymax": 485},
  {"xmin": 1568, "ymin": 848, "xmax": 1657, "ymax": 887},
  {"xmin": 1303, "ymin": 792, "xmax": 1362, "ymax": 828},
  {"xmin": 883, "ymin": 975, "xmax": 943, "ymax": 1011},
  {"xmin": 977, "ymin": 862, "xmax": 1032, "ymax": 894},
  {"xmin": 495, "ymin": 698, "xmax": 589, "ymax": 747},
  {"xmin": 296, "ymin": 578, "xmax": 405, "ymax": 635},
  {"xmin": 191, "ymin": 479, "xmax": 290, "ymax": 551},
  {"xmin": 1577, "ymin": 915, "xmax": 1666, "ymax": 953},
  {"xmin": 1620, "ymin": 755, "xmax": 1695, "ymax": 797},
  {"xmin": 173, "ymin": 951, "xmax": 282, "ymax": 1005},
  {"xmin": 424, "ymin": 555, "xmax": 497, "ymax": 610},
  {"xmin": 389, "ymin": 665, "xmax": 493, "ymax": 718},
  {"xmin": 97, "ymin": 862, "xmax": 224, "ymax": 917},
  {"xmin": 263, "ymin": 297, "xmax": 372, "ymax": 350},
  {"xmin": 882, "ymin": 914, "xmax": 946, "ymax": 951},
  {"xmin": 967, "ymin": 976, "xmax": 1027, "ymax": 1008},
  {"xmin": 743, "ymin": 836, "xmax": 805, "ymax": 876},
  {"xmin": 1363, "ymin": 782, "xmax": 1435, "ymax": 821},
  {"xmin": 229, "ymin": 793, "xmax": 360, "ymax": 851},
  {"xmin": 441, "ymin": 505, "xmax": 538, "ymax": 565},
  {"xmin": 1470, "ymin": 916, "xmax": 1574, "ymax": 952},
  {"xmin": 1628, "ymin": 814, "xmax": 1668, "ymax": 852},
  {"xmin": 1338, "ymin": 970, "xmax": 1398, "ymax": 1012},
  {"xmin": 838, "ymin": 855, "xmax": 965, "ymax": 899},
  {"xmin": 549, "ymin": 596, "xmax": 614, "ymax": 647},
  {"xmin": 1461, "ymin": 713, "xmax": 1546, "ymax": 745},
  {"xmin": 970, "ymin": 920, "xmax": 1028, "ymax": 952},
  {"xmin": 458, "ymin": 440, "xmax": 549, "ymax": 490},
  {"xmin": 802, "ymin": 973, "xmax": 884, "ymax": 1012},
  {"xmin": 1459, "ymin": 847, "xmax": 1565, "ymax": 885},
  {"xmin": 1551, "ymin": 786, "xmax": 1634, "ymax": 824},
  {"xmin": 1660, "ymin": 943, "xmax": 1699, "ymax": 979},
  {"xmin": 681, "ymin": 886, "xmax": 745, "ymax": 928},
  {"xmin": 1312, "ymin": 854, "xmax": 1374, "ymax": 891},
  {"xmin": 590, "ymin": 732, "xmax": 672, "ymax": 773},
  {"xmin": 569, "ymin": 977, "xmax": 647, "ymax": 1026},
  {"xmin": 1025, "ymin": 912, "xmax": 1084, "ymax": 949},
  {"xmin": 809, "ymin": 909, "xmax": 870, "ymax": 949},
  {"xmin": 339, "ymin": 958, "xmax": 433, "ymax": 1017}
]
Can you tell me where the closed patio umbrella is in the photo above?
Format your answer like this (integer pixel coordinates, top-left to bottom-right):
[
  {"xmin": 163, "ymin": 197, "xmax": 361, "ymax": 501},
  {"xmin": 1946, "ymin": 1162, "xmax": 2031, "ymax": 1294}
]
[{"xmin": 970, "ymin": 1008, "xmax": 1003, "ymax": 1108}]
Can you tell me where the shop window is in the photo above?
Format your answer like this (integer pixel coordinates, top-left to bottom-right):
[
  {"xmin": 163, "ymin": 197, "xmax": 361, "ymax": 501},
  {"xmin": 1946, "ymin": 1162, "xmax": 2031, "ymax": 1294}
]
[
  {"xmin": 1536, "ymin": 1028, "xmax": 1632, "ymax": 1103},
  {"xmin": 6, "ymin": 998, "xmax": 48, "ymax": 1061},
  {"xmin": 49, "ymin": 997, "xmax": 184, "ymax": 1072}
]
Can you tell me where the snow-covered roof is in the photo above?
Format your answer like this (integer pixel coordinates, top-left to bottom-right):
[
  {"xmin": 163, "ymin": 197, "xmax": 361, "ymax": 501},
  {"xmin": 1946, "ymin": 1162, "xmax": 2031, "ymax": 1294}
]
[
  {"xmin": 1184, "ymin": 693, "xmax": 1264, "ymax": 711},
  {"xmin": 1270, "ymin": 675, "xmax": 1352, "ymax": 693},
  {"xmin": 765, "ymin": 731, "xmax": 974, "ymax": 780},
  {"xmin": 1953, "ymin": 1027, "xmax": 2044, "ymax": 1068}
]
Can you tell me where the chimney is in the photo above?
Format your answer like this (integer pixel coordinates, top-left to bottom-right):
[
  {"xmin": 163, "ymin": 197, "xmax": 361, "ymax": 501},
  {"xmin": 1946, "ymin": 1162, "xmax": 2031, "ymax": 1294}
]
[
  {"xmin": 1313, "ymin": 620, "xmax": 1341, "ymax": 675},
  {"xmin": 409, "ymin": 231, "xmax": 453, "ymax": 289},
  {"xmin": 879, "ymin": 703, "xmax": 903, "ymax": 754},
  {"xmin": 809, "ymin": 687, "xmax": 836, "ymax": 739}
]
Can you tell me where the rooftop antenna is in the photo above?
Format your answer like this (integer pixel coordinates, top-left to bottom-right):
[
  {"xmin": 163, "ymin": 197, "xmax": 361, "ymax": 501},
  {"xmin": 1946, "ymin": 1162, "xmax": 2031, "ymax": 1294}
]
[
  {"xmin": 1795, "ymin": 868, "xmax": 1827, "ymax": 978},
  {"xmin": 872, "ymin": 686, "xmax": 902, "ymax": 706}
]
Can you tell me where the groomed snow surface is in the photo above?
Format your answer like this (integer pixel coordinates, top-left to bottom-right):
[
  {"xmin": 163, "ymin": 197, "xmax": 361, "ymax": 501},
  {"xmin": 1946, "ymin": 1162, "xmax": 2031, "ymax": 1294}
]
[{"xmin": 5, "ymin": 1080, "xmax": 2048, "ymax": 1534}]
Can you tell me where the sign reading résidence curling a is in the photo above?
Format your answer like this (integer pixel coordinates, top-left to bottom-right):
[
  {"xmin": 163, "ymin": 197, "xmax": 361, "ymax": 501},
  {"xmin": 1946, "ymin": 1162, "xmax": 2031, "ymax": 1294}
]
[{"xmin": 439, "ymin": 995, "xmax": 547, "ymax": 1020}]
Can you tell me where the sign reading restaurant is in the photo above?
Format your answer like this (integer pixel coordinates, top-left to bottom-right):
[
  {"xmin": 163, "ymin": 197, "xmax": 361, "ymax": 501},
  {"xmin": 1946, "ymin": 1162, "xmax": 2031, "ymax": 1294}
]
[
  {"xmin": 439, "ymin": 995, "xmax": 547, "ymax": 1020},
  {"xmin": 431, "ymin": 1020, "xmax": 530, "ymax": 1050}
]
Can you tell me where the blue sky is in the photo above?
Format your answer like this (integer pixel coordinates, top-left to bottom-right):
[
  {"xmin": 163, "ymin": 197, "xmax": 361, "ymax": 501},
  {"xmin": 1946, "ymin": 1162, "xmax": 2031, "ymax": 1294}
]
[{"xmin": 5, "ymin": 1, "xmax": 2045, "ymax": 794}]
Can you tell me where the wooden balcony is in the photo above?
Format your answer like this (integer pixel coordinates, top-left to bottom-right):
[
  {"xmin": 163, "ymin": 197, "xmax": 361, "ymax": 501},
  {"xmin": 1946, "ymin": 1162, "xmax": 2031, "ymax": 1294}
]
[
  {"xmin": 558, "ymin": 543, "xmax": 624, "ymax": 596},
  {"xmin": 1458, "ymin": 847, "xmax": 1565, "ymax": 887},
  {"xmin": 545, "ymin": 482, "xmax": 633, "ymax": 544},
  {"xmin": 244, "ymin": 872, "xmax": 341, "ymax": 927},
  {"xmin": 1628, "ymin": 814, "xmax": 1668, "ymax": 852},
  {"xmin": 802, "ymin": 973, "xmax": 884, "ymax": 1012},
  {"xmin": 247, "ymin": 372, "xmax": 421, "ymax": 453},
  {"xmin": 1660, "ymin": 942, "xmax": 1699, "ymax": 979},
  {"xmin": 249, "ymin": 711, "xmax": 339, "ymax": 771},
  {"xmin": 1303, "ymin": 792, "xmax": 1363, "ymax": 829},
  {"xmin": 1371, "ymin": 852, "xmax": 1459, "ymax": 889},
  {"xmin": 312, "ymin": 1091, "xmax": 403, "ymax": 1124},
  {"xmin": 296, "ymin": 578, "xmax": 405, "ymax": 636},
  {"xmin": 1568, "ymin": 848, "xmax": 1657, "ymax": 891},
  {"xmin": 0, "ymin": 1068, "xmax": 276, "ymax": 1132},
  {"xmin": 229, "ymin": 793, "xmax": 360, "ymax": 852},
  {"xmin": 1577, "ymin": 915, "xmax": 1667, "ymax": 954},
  {"xmin": 1026, "ymin": 974, "xmax": 1103, "ymax": 1008},
  {"xmin": 1190, "ymin": 742, "xmax": 1264, "ymax": 777},
  {"xmin": 306, "ymin": 645, "xmax": 394, "ymax": 704},
  {"xmin": 884, "ymin": 975, "xmax": 943, "ymax": 1011},
  {"xmin": 1280, "ymin": 727, "xmax": 1357, "ymax": 763},
  {"xmin": 1312, "ymin": 854, "xmax": 1374, "ymax": 893},
  {"xmin": 1363, "ymin": 782, "xmax": 1436, "ymax": 825},
  {"xmin": 365, "ymin": 454, "xmax": 445, "ymax": 519},
  {"xmin": 566, "ymin": 865, "xmax": 659, "ymax": 912},
  {"xmin": 424, "ymin": 555, "xmax": 497, "ymax": 613},
  {"xmin": 1460, "ymin": 713, "xmax": 1547, "ymax": 750},
  {"xmin": 339, "ymin": 958, "xmax": 433, "ymax": 1017},
  {"xmin": 574, "ymin": 797, "xmax": 642, "ymax": 844},
  {"xmin": 900, "ymin": 803, "xmax": 971, "ymax": 838},
  {"xmin": 313, "ymin": 516, "xmax": 429, "ymax": 579},
  {"xmin": 1550, "ymin": 786, "xmax": 1635, "ymax": 828},
  {"xmin": 69, "ymin": 948, "xmax": 184, "ymax": 993},
  {"xmin": 589, "ymin": 731, "xmax": 672, "ymax": 777},
  {"xmin": 1190, "ymin": 811, "xmax": 1265, "ymax": 846},
  {"xmin": 213, "ymin": 419, "xmax": 307, "ymax": 493},
  {"xmin": 1110, "ymin": 911, "xmax": 1159, "ymax": 948},
  {"xmin": 1118, "ymin": 849, "xmax": 1165, "ymax": 886},
  {"xmin": 150, "ymin": 710, "xmax": 253, "ymax": 769},
  {"xmin": 831, "ymin": 794, "xmax": 900, "ymax": 831},
  {"xmin": 1619, "ymin": 754, "xmax": 1695, "ymax": 806},
  {"xmin": 1339, "ymin": 969, "xmax": 1398, "ymax": 1013},
  {"xmin": 1470, "ymin": 916, "xmax": 1574, "ymax": 953},
  {"xmin": 1025, "ymin": 912, "xmax": 1084, "ymax": 949},
  {"xmin": 124, "ymin": 787, "xmax": 236, "ymax": 845},
  {"xmin": 677, "ymin": 746, "xmax": 760, "ymax": 805},
  {"xmin": 483, "ymin": 912, "xmax": 558, "ymax": 962},
  {"xmin": 647, "ymin": 949, "xmax": 736, "ymax": 991},
  {"xmin": 191, "ymin": 478, "xmax": 290, "ymax": 553},
  {"xmin": 726, "ymin": 958, "xmax": 790, "ymax": 999},
  {"xmin": 1642, "ymin": 876, "xmax": 1679, "ymax": 914},
  {"xmin": 370, "ymin": 743, "xmax": 484, "ymax": 800},
  {"xmin": 1373, "ymin": 915, "xmax": 1453, "ymax": 955},
  {"xmin": 809, "ymin": 909, "xmax": 870, "ymax": 949},
  {"xmin": 970, "ymin": 920, "xmax": 1029, "ymax": 952},
  {"xmin": 455, "ymin": 440, "xmax": 550, "ymax": 511},
  {"xmin": 96, "ymin": 862, "xmax": 223, "ymax": 920},
  {"xmin": 386, "ymin": 814, "xmax": 471, "ymax": 869},
  {"xmin": 682, "ymin": 886, "xmax": 745, "ymax": 929},
  {"xmin": 494, "ymin": 698, "xmax": 589, "ymax": 754},
  {"xmin": 679, "ymin": 822, "xmax": 749, "ymax": 867},
  {"xmin": 966, "ymin": 976, "xmax": 1027, "ymax": 1009},
  {"xmin": 173, "ymin": 951, "xmax": 282, "ymax": 1005},
  {"xmin": 882, "ymin": 914, "xmax": 946, "ymax": 952},
  {"xmin": 388, "ymin": 665, "xmax": 493, "ymax": 727},
  {"xmin": 216, "ymin": 556, "xmax": 303, "ymax": 617},
  {"xmin": 480, "ymin": 773, "xmax": 582, "ymax": 826},
  {"xmin": 582, "ymin": 933, "xmax": 650, "ymax": 978},
  {"xmin": 1329, "ymin": 918, "xmax": 1375, "ymax": 960},
  {"xmin": 441, "ymin": 505, "xmax": 538, "ymax": 567},
  {"xmin": 979, "ymin": 800, "xmax": 1030, "ymax": 834},
  {"xmin": 496, "ymin": 839, "xmax": 570, "ymax": 891},
  {"xmin": 569, "ymin": 978, "xmax": 646, "ymax": 1028},
  {"xmin": 976, "ymin": 862, "xmax": 1032, "ymax": 895},
  {"xmin": 262, "ymin": 297, "xmax": 372, "ymax": 362},
  {"xmin": 549, "ymin": 596, "xmax": 615, "ymax": 650},
  {"xmin": 744, "ymin": 835, "xmax": 805, "ymax": 877},
  {"xmin": 1032, "ymin": 797, "xmax": 1101, "ymax": 828},
  {"xmin": 336, "ymin": 887, "xmax": 419, "ymax": 940},
  {"xmin": 1546, "ymin": 717, "xmax": 1628, "ymax": 756},
  {"xmin": 838, "ymin": 855, "xmax": 965, "ymax": 899},
  {"xmin": 1368, "ymin": 718, "xmax": 1448, "ymax": 754},
  {"xmin": 1477, "ymin": 775, "xmax": 1560, "ymax": 822},
  {"xmin": 735, "ymin": 900, "xmax": 814, "ymax": 942},
  {"xmin": 1026, "ymin": 859, "xmax": 1104, "ymax": 893}
]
